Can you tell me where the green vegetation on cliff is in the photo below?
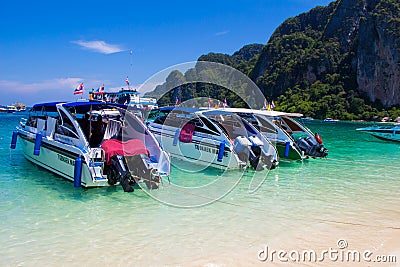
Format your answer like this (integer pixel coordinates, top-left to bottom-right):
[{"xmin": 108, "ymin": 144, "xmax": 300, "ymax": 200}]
[{"xmin": 146, "ymin": 0, "xmax": 400, "ymax": 120}]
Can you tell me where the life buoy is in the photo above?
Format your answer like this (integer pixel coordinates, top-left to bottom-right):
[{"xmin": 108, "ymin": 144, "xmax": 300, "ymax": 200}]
[{"xmin": 315, "ymin": 133, "xmax": 323, "ymax": 144}]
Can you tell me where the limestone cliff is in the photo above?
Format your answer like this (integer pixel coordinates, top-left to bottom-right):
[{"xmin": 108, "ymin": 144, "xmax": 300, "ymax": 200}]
[
  {"xmin": 251, "ymin": 0, "xmax": 400, "ymax": 107},
  {"xmin": 357, "ymin": 0, "xmax": 400, "ymax": 106},
  {"xmin": 146, "ymin": 0, "xmax": 400, "ymax": 116}
]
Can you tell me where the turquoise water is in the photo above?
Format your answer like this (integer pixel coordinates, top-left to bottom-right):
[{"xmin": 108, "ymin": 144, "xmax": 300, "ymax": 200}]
[{"xmin": 1, "ymin": 113, "xmax": 399, "ymax": 266}]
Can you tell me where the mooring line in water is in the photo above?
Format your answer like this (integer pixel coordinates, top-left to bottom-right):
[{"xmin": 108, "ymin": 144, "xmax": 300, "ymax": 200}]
[
  {"xmin": 317, "ymin": 219, "xmax": 400, "ymax": 230},
  {"xmin": 168, "ymin": 184, "xmax": 400, "ymax": 231},
  {"xmin": 324, "ymin": 157, "xmax": 400, "ymax": 169}
]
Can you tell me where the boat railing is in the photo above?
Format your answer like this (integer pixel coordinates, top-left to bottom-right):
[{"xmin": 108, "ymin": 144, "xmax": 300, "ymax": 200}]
[
  {"xmin": 19, "ymin": 118, "xmax": 27, "ymax": 127},
  {"xmin": 103, "ymin": 119, "xmax": 122, "ymax": 140}
]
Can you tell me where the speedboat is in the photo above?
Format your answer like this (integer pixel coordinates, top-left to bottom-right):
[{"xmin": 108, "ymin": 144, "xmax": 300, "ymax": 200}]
[
  {"xmin": 224, "ymin": 108, "xmax": 328, "ymax": 159},
  {"xmin": 302, "ymin": 117, "xmax": 314, "ymax": 121},
  {"xmin": 7, "ymin": 105, "xmax": 18, "ymax": 113},
  {"xmin": 357, "ymin": 125, "xmax": 400, "ymax": 142},
  {"xmin": 261, "ymin": 110, "xmax": 328, "ymax": 158},
  {"xmin": 0, "ymin": 105, "xmax": 8, "ymax": 112},
  {"xmin": 0, "ymin": 105, "xmax": 17, "ymax": 113},
  {"xmin": 147, "ymin": 107, "xmax": 279, "ymax": 171},
  {"xmin": 222, "ymin": 108, "xmax": 305, "ymax": 160},
  {"xmin": 11, "ymin": 101, "xmax": 170, "ymax": 192}
]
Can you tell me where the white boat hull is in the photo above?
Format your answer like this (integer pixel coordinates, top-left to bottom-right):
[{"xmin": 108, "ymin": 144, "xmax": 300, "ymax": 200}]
[
  {"xmin": 11, "ymin": 101, "xmax": 171, "ymax": 191},
  {"xmin": 370, "ymin": 132, "xmax": 400, "ymax": 142},
  {"xmin": 150, "ymin": 125, "xmax": 242, "ymax": 170},
  {"xmin": 18, "ymin": 131, "xmax": 108, "ymax": 188}
]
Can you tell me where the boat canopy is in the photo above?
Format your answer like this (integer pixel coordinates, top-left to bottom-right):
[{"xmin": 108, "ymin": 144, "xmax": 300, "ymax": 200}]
[
  {"xmin": 106, "ymin": 89, "xmax": 140, "ymax": 96},
  {"xmin": 221, "ymin": 108, "xmax": 303, "ymax": 118},
  {"xmin": 198, "ymin": 109, "xmax": 238, "ymax": 116},
  {"xmin": 160, "ymin": 106, "xmax": 203, "ymax": 113},
  {"xmin": 31, "ymin": 102, "xmax": 64, "ymax": 110},
  {"xmin": 62, "ymin": 101, "xmax": 126, "ymax": 109}
]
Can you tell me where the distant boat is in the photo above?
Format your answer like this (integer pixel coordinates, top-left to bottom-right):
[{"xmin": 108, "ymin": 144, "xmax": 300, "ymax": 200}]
[
  {"xmin": 323, "ymin": 118, "xmax": 339, "ymax": 123},
  {"xmin": 0, "ymin": 105, "xmax": 7, "ymax": 112},
  {"xmin": 301, "ymin": 117, "xmax": 314, "ymax": 121},
  {"xmin": 0, "ymin": 105, "xmax": 18, "ymax": 113},
  {"xmin": 7, "ymin": 105, "xmax": 18, "ymax": 113},
  {"xmin": 15, "ymin": 104, "xmax": 27, "ymax": 112},
  {"xmin": 89, "ymin": 88, "xmax": 158, "ymax": 110},
  {"xmin": 357, "ymin": 125, "xmax": 400, "ymax": 142}
]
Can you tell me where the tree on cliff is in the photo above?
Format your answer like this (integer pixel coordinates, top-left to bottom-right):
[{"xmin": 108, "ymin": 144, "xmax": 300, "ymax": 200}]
[{"xmin": 146, "ymin": 0, "xmax": 400, "ymax": 120}]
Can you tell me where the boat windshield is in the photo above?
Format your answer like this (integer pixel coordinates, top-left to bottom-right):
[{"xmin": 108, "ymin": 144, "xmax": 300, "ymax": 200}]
[
  {"xmin": 253, "ymin": 114, "xmax": 278, "ymax": 134},
  {"xmin": 151, "ymin": 109, "xmax": 220, "ymax": 136},
  {"xmin": 281, "ymin": 116, "xmax": 304, "ymax": 133},
  {"xmin": 148, "ymin": 108, "xmax": 172, "ymax": 122},
  {"xmin": 237, "ymin": 113, "xmax": 259, "ymax": 128},
  {"xmin": 204, "ymin": 113, "xmax": 248, "ymax": 139},
  {"xmin": 64, "ymin": 104, "xmax": 127, "ymax": 147},
  {"xmin": 25, "ymin": 103, "xmax": 60, "ymax": 128}
]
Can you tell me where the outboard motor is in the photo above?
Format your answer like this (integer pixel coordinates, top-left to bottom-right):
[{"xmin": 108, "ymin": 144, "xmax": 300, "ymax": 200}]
[
  {"xmin": 234, "ymin": 136, "xmax": 252, "ymax": 163},
  {"xmin": 248, "ymin": 136, "xmax": 267, "ymax": 171},
  {"xmin": 296, "ymin": 135, "xmax": 328, "ymax": 158},
  {"xmin": 106, "ymin": 154, "xmax": 160, "ymax": 191},
  {"xmin": 234, "ymin": 136, "xmax": 269, "ymax": 171},
  {"xmin": 126, "ymin": 154, "xmax": 160, "ymax": 190},
  {"xmin": 102, "ymin": 139, "xmax": 161, "ymax": 192},
  {"xmin": 107, "ymin": 155, "xmax": 135, "ymax": 192}
]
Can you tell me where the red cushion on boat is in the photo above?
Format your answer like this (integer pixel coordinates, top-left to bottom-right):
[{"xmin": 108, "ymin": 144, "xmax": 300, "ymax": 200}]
[
  {"xmin": 179, "ymin": 123, "xmax": 195, "ymax": 143},
  {"xmin": 101, "ymin": 139, "xmax": 149, "ymax": 164}
]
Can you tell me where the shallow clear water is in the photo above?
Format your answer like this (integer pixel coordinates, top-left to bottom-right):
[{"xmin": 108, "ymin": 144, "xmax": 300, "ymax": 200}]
[{"xmin": 1, "ymin": 114, "xmax": 399, "ymax": 266}]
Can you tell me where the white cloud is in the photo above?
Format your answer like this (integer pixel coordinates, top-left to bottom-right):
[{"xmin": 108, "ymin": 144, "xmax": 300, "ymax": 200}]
[
  {"xmin": 0, "ymin": 78, "xmax": 83, "ymax": 93},
  {"xmin": 71, "ymin": 40, "xmax": 124, "ymax": 54},
  {"xmin": 215, "ymin": 30, "xmax": 229, "ymax": 36},
  {"xmin": 0, "ymin": 78, "xmax": 89, "ymax": 106},
  {"xmin": 0, "ymin": 78, "xmax": 161, "ymax": 106}
]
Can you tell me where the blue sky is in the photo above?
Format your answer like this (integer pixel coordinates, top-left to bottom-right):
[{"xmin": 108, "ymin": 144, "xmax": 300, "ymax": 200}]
[{"xmin": 0, "ymin": 0, "xmax": 333, "ymax": 106}]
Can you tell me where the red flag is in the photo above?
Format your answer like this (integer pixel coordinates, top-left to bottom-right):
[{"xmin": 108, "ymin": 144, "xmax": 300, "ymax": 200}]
[
  {"xmin": 74, "ymin": 83, "xmax": 84, "ymax": 95},
  {"xmin": 125, "ymin": 77, "xmax": 130, "ymax": 86},
  {"xmin": 96, "ymin": 84, "xmax": 104, "ymax": 94}
]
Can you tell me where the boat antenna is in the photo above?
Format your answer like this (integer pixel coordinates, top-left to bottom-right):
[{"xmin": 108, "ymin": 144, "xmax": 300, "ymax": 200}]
[
  {"xmin": 126, "ymin": 76, "xmax": 130, "ymax": 90},
  {"xmin": 130, "ymin": 50, "xmax": 133, "ymax": 72},
  {"xmin": 129, "ymin": 50, "xmax": 133, "ymax": 90},
  {"xmin": 88, "ymin": 104, "xmax": 93, "ymax": 143}
]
